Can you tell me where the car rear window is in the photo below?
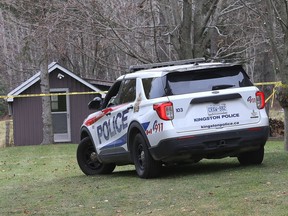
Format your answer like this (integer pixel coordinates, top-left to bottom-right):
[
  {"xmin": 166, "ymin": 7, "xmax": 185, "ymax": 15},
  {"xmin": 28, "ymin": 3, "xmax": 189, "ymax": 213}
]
[{"xmin": 142, "ymin": 66, "xmax": 253, "ymax": 99}]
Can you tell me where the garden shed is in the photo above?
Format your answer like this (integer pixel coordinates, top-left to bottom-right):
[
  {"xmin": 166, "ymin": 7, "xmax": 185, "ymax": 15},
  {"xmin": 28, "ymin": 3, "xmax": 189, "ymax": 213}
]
[{"xmin": 7, "ymin": 62, "xmax": 111, "ymax": 146}]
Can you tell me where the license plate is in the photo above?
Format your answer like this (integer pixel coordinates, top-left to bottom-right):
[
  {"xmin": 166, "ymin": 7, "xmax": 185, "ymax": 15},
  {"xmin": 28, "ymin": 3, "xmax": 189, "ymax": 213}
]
[{"xmin": 207, "ymin": 104, "xmax": 227, "ymax": 115}]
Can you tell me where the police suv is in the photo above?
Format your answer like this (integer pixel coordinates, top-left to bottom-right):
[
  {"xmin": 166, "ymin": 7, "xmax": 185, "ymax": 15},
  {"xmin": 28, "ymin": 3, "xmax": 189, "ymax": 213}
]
[{"xmin": 77, "ymin": 58, "xmax": 269, "ymax": 178}]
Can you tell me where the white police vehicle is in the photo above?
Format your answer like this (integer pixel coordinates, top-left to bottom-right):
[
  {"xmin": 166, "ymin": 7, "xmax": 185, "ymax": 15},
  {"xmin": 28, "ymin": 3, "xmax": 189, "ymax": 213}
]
[{"xmin": 77, "ymin": 58, "xmax": 269, "ymax": 178}]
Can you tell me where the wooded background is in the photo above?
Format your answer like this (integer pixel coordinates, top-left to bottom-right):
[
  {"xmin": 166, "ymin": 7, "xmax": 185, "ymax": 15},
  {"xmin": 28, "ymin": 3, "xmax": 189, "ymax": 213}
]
[
  {"xmin": 1, "ymin": 0, "xmax": 288, "ymax": 146},
  {"xmin": 1, "ymin": 0, "xmax": 282, "ymax": 91}
]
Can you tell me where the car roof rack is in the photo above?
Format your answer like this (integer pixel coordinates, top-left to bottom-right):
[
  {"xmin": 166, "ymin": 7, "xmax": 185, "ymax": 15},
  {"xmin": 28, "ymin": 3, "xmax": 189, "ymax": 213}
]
[{"xmin": 129, "ymin": 58, "xmax": 206, "ymax": 72}]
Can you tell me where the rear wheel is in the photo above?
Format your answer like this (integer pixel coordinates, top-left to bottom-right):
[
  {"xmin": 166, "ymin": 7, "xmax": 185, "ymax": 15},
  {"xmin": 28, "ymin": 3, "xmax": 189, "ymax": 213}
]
[
  {"xmin": 132, "ymin": 134, "xmax": 161, "ymax": 178},
  {"xmin": 77, "ymin": 137, "xmax": 116, "ymax": 175},
  {"xmin": 237, "ymin": 146, "xmax": 264, "ymax": 165}
]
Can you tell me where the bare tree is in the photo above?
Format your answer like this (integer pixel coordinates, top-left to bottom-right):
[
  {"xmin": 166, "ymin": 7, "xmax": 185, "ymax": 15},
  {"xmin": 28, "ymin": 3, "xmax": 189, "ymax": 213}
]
[
  {"xmin": 237, "ymin": 0, "xmax": 288, "ymax": 149},
  {"xmin": 20, "ymin": 0, "xmax": 59, "ymax": 144},
  {"xmin": 1, "ymin": 0, "xmax": 262, "ymax": 84},
  {"xmin": 1, "ymin": 0, "xmax": 71, "ymax": 144},
  {"xmin": 261, "ymin": 0, "xmax": 288, "ymax": 150},
  {"xmin": 157, "ymin": 0, "xmax": 225, "ymax": 59}
]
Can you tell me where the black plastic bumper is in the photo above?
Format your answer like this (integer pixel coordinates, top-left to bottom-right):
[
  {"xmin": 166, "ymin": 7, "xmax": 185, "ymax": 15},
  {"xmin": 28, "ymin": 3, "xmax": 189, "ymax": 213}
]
[{"xmin": 149, "ymin": 126, "xmax": 269, "ymax": 161}]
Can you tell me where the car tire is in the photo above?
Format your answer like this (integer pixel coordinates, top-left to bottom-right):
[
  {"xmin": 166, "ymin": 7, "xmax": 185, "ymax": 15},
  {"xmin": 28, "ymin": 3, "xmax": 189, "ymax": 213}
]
[
  {"xmin": 132, "ymin": 133, "xmax": 161, "ymax": 178},
  {"xmin": 237, "ymin": 146, "xmax": 264, "ymax": 165},
  {"xmin": 77, "ymin": 137, "xmax": 116, "ymax": 175}
]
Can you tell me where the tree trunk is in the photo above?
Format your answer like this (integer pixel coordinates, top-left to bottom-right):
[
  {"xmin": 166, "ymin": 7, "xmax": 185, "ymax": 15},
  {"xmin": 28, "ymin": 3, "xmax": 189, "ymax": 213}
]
[
  {"xmin": 179, "ymin": 0, "xmax": 193, "ymax": 59},
  {"xmin": 284, "ymin": 108, "xmax": 288, "ymax": 151},
  {"xmin": 5, "ymin": 121, "xmax": 10, "ymax": 147},
  {"xmin": 40, "ymin": 38, "xmax": 54, "ymax": 145},
  {"xmin": 261, "ymin": 0, "xmax": 288, "ymax": 150}
]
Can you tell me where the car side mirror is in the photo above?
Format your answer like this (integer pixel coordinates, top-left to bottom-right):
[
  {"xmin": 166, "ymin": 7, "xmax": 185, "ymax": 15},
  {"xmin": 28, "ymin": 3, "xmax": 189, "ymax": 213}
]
[{"xmin": 88, "ymin": 96, "xmax": 103, "ymax": 110}]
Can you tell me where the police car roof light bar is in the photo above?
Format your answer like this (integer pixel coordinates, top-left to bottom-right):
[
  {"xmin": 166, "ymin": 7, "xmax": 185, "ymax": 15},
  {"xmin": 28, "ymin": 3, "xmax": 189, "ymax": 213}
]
[{"xmin": 129, "ymin": 58, "xmax": 206, "ymax": 73}]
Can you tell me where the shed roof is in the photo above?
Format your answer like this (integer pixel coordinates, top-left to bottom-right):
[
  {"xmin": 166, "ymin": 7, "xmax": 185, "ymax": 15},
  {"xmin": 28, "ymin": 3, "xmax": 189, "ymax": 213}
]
[{"xmin": 7, "ymin": 62, "xmax": 100, "ymax": 102}]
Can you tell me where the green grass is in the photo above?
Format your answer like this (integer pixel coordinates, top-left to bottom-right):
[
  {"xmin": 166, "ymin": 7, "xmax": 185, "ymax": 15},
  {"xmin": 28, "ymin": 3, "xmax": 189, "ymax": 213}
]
[{"xmin": 0, "ymin": 141, "xmax": 287, "ymax": 216}]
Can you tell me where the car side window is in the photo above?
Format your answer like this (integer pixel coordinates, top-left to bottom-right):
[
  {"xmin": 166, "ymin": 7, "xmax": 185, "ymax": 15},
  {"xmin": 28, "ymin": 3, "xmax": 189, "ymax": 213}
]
[
  {"xmin": 142, "ymin": 77, "xmax": 166, "ymax": 99},
  {"xmin": 117, "ymin": 79, "xmax": 136, "ymax": 104},
  {"xmin": 102, "ymin": 81, "xmax": 122, "ymax": 108}
]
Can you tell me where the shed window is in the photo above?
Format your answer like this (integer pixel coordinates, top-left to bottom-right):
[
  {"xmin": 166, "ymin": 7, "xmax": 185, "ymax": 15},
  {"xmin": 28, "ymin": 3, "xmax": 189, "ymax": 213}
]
[{"xmin": 51, "ymin": 95, "xmax": 67, "ymax": 112}]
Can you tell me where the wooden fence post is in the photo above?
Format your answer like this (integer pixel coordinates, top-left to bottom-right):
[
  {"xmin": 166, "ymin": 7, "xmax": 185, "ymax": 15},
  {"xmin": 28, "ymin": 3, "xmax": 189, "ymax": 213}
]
[{"xmin": 5, "ymin": 121, "xmax": 10, "ymax": 147}]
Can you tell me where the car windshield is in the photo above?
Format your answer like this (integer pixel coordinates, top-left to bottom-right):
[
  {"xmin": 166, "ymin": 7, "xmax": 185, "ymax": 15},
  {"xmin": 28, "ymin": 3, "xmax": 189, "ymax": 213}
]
[{"xmin": 142, "ymin": 65, "xmax": 253, "ymax": 99}]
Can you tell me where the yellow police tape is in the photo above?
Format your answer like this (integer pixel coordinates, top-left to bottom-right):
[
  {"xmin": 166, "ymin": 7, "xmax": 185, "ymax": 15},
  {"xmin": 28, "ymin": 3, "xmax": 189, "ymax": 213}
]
[
  {"xmin": 0, "ymin": 91, "xmax": 107, "ymax": 100},
  {"xmin": 254, "ymin": 81, "xmax": 288, "ymax": 107},
  {"xmin": 0, "ymin": 82, "xmax": 287, "ymax": 108},
  {"xmin": 254, "ymin": 81, "xmax": 288, "ymax": 88}
]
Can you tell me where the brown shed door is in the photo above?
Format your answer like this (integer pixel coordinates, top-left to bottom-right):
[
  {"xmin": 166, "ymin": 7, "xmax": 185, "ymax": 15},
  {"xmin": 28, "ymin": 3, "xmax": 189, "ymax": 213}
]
[{"xmin": 51, "ymin": 89, "xmax": 71, "ymax": 142}]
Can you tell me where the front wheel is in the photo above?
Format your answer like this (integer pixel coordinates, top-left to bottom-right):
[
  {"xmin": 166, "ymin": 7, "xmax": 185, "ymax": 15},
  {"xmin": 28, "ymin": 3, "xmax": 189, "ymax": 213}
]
[
  {"xmin": 77, "ymin": 137, "xmax": 116, "ymax": 175},
  {"xmin": 237, "ymin": 146, "xmax": 264, "ymax": 165},
  {"xmin": 132, "ymin": 134, "xmax": 161, "ymax": 178}
]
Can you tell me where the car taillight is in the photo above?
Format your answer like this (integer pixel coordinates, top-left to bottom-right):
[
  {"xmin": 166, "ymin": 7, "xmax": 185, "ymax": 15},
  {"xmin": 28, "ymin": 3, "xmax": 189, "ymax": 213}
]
[
  {"xmin": 256, "ymin": 91, "xmax": 265, "ymax": 109},
  {"xmin": 153, "ymin": 102, "xmax": 174, "ymax": 120}
]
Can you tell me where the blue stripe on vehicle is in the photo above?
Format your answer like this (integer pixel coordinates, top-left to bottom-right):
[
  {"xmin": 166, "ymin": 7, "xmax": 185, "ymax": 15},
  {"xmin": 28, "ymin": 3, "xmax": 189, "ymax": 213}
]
[
  {"xmin": 141, "ymin": 122, "xmax": 150, "ymax": 130},
  {"xmin": 100, "ymin": 134, "xmax": 127, "ymax": 150}
]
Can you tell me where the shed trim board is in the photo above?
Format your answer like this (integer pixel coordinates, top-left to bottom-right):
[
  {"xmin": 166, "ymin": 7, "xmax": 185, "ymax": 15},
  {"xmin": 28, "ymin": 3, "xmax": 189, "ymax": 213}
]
[{"xmin": 7, "ymin": 62, "xmax": 100, "ymax": 102}]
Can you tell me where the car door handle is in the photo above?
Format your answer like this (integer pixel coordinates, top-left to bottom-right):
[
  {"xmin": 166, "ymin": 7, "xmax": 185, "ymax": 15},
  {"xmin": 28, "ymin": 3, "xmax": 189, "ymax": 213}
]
[
  {"xmin": 127, "ymin": 105, "xmax": 133, "ymax": 111},
  {"xmin": 106, "ymin": 112, "xmax": 111, "ymax": 116}
]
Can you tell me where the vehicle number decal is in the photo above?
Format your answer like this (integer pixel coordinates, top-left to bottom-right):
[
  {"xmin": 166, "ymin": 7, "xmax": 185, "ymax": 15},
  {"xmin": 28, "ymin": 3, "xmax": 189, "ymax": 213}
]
[
  {"xmin": 145, "ymin": 120, "xmax": 163, "ymax": 135},
  {"xmin": 153, "ymin": 120, "xmax": 163, "ymax": 132},
  {"xmin": 176, "ymin": 108, "xmax": 183, "ymax": 112}
]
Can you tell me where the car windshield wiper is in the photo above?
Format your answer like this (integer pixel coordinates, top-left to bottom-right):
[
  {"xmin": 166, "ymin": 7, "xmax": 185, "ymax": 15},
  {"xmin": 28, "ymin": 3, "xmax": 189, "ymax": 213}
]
[{"xmin": 212, "ymin": 84, "xmax": 235, "ymax": 90}]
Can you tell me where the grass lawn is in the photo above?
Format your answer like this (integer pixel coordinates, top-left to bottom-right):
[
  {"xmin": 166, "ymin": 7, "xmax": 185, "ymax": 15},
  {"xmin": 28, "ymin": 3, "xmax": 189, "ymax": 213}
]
[{"xmin": 0, "ymin": 141, "xmax": 287, "ymax": 216}]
